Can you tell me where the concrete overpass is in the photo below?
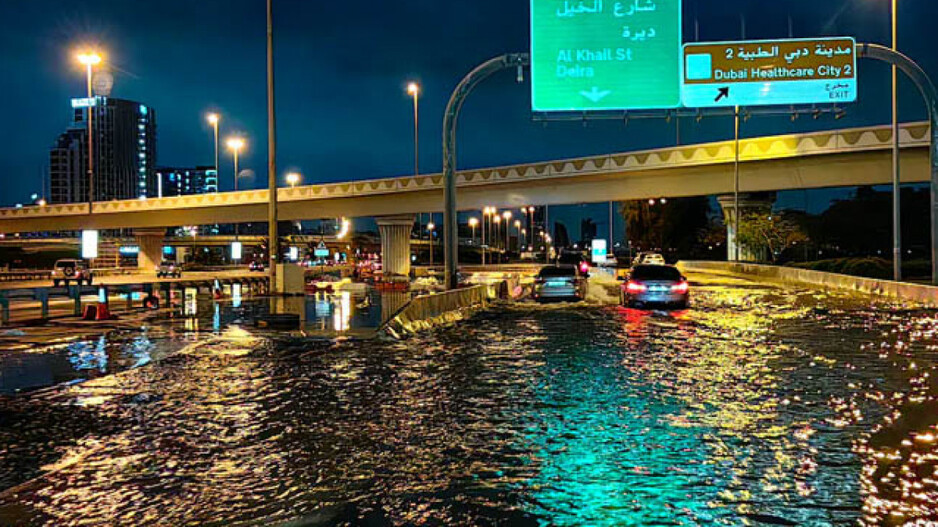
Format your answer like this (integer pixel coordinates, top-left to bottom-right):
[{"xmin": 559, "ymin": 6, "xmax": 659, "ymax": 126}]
[
  {"xmin": 0, "ymin": 122, "xmax": 930, "ymax": 276},
  {"xmin": 0, "ymin": 122, "xmax": 929, "ymax": 234}
]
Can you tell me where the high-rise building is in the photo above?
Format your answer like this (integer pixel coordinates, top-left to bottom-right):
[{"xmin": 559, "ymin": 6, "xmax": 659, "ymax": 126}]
[
  {"xmin": 49, "ymin": 97, "xmax": 157, "ymax": 204},
  {"xmin": 156, "ymin": 166, "xmax": 218, "ymax": 197}
]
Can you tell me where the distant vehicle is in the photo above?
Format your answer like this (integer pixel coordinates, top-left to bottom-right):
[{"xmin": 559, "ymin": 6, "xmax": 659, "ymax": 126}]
[
  {"xmin": 558, "ymin": 251, "xmax": 591, "ymax": 274},
  {"xmin": 632, "ymin": 252, "xmax": 667, "ymax": 266},
  {"xmin": 156, "ymin": 260, "xmax": 182, "ymax": 279},
  {"xmin": 533, "ymin": 265, "xmax": 589, "ymax": 302},
  {"xmin": 51, "ymin": 259, "xmax": 94, "ymax": 287},
  {"xmin": 614, "ymin": 258, "xmax": 632, "ymax": 282},
  {"xmin": 249, "ymin": 260, "xmax": 265, "ymax": 272},
  {"xmin": 620, "ymin": 264, "xmax": 689, "ymax": 309}
]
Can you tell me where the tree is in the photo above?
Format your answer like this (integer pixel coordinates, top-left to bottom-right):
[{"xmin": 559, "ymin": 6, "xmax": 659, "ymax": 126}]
[
  {"xmin": 620, "ymin": 197, "xmax": 711, "ymax": 258},
  {"xmin": 736, "ymin": 211, "xmax": 808, "ymax": 263}
]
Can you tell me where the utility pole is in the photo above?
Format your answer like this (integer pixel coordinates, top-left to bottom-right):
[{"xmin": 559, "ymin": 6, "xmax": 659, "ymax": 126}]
[{"xmin": 267, "ymin": 0, "xmax": 279, "ymax": 285}]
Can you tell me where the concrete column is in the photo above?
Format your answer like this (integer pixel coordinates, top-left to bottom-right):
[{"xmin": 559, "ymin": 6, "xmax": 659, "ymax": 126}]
[
  {"xmin": 134, "ymin": 228, "xmax": 165, "ymax": 271},
  {"xmin": 716, "ymin": 193, "xmax": 775, "ymax": 262},
  {"xmin": 376, "ymin": 215, "xmax": 415, "ymax": 278}
]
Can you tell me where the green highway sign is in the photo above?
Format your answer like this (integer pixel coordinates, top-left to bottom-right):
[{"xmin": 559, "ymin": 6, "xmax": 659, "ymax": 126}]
[{"xmin": 531, "ymin": 0, "xmax": 683, "ymax": 112}]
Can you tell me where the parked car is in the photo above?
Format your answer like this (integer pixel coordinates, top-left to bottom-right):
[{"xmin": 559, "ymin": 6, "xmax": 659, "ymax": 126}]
[
  {"xmin": 51, "ymin": 259, "xmax": 94, "ymax": 287},
  {"xmin": 156, "ymin": 260, "xmax": 182, "ymax": 279},
  {"xmin": 533, "ymin": 265, "xmax": 589, "ymax": 302},
  {"xmin": 620, "ymin": 264, "xmax": 689, "ymax": 309},
  {"xmin": 249, "ymin": 260, "xmax": 265, "ymax": 272},
  {"xmin": 632, "ymin": 252, "xmax": 667, "ymax": 267}
]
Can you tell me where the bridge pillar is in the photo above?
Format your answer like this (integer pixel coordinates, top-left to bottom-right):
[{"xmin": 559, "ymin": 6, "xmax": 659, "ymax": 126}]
[
  {"xmin": 134, "ymin": 229, "xmax": 165, "ymax": 271},
  {"xmin": 717, "ymin": 193, "xmax": 776, "ymax": 262},
  {"xmin": 376, "ymin": 215, "xmax": 414, "ymax": 278}
]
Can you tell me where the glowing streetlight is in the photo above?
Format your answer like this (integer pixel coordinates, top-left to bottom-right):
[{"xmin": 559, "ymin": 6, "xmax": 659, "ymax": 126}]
[
  {"xmin": 286, "ymin": 172, "xmax": 301, "ymax": 188},
  {"xmin": 427, "ymin": 221, "xmax": 436, "ymax": 266},
  {"xmin": 469, "ymin": 217, "xmax": 479, "ymax": 247},
  {"xmin": 77, "ymin": 51, "xmax": 103, "ymax": 209},
  {"xmin": 206, "ymin": 113, "xmax": 220, "ymax": 192},
  {"xmin": 407, "ymin": 82, "xmax": 420, "ymax": 177},
  {"xmin": 226, "ymin": 137, "xmax": 246, "ymax": 244}
]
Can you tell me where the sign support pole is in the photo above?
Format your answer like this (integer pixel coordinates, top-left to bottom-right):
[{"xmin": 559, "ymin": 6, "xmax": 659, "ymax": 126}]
[
  {"xmin": 442, "ymin": 53, "xmax": 529, "ymax": 290},
  {"xmin": 734, "ymin": 106, "xmax": 741, "ymax": 263},
  {"xmin": 267, "ymin": 0, "xmax": 279, "ymax": 287},
  {"xmin": 857, "ymin": 43, "xmax": 938, "ymax": 284}
]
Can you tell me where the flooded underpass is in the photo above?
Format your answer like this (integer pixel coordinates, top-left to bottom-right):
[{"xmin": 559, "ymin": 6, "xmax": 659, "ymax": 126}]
[{"xmin": 1, "ymin": 273, "xmax": 938, "ymax": 525}]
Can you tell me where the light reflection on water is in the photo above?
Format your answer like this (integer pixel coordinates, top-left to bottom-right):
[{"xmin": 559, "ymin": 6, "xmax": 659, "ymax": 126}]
[{"xmin": 0, "ymin": 279, "xmax": 937, "ymax": 525}]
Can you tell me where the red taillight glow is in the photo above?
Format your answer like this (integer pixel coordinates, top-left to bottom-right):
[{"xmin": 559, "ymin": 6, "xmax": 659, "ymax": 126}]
[
  {"xmin": 626, "ymin": 281, "xmax": 647, "ymax": 293},
  {"xmin": 671, "ymin": 281, "xmax": 690, "ymax": 293},
  {"xmin": 579, "ymin": 262, "xmax": 590, "ymax": 273}
]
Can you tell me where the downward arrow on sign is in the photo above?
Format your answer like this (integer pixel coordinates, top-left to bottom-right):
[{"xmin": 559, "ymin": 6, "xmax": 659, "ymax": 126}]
[{"xmin": 580, "ymin": 87, "xmax": 612, "ymax": 103}]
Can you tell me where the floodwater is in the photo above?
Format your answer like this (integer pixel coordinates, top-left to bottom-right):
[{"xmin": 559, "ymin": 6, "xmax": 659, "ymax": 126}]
[
  {"xmin": 0, "ymin": 288, "xmax": 407, "ymax": 395},
  {"xmin": 1, "ymin": 274, "xmax": 937, "ymax": 525}
]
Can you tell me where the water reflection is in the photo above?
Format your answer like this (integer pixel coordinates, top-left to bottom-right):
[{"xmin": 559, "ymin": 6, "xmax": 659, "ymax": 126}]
[{"xmin": 2, "ymin": 279, "xmax": 938, "ymax": 524}]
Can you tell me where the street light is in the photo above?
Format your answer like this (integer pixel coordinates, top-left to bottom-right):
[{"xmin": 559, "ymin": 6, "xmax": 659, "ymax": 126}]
[
  {"xmin": 482, "ymin": 206, "xmax": 495, "ymax": 266},
  {"xmin": 226, "ymin": 137, "xmax": 246, "ymax": 190},
  {"xmin": 502, "ymin": 211, "xmax": 513, "ymax": 254},
  {"xmin": 77, "ymin": 51, "xmax": 102, "ymax": 209},
  {"xmin": 407, "ymin": 82, "xmax": 420, "ymax": 178},
  {"xmin": 888, "ymin": 0, "xmax": 901, "ymax": 281},
  {"xmin": 493, "ymin": 215, "xmax": 502, "ymax": 262},
  {"xmin": 206, "ymin": 113, "xmax": 220, "ymax": 192},
  {"xmin": 514, "ymin": 220, "xmax": 522, "ymax": 254},
  {"xmin": 286, "ymin": 172, "xmax": 301, "ymax": 188},
  {"xmin": 427, "ymin": 221, "xmax": 436, "ymax": 266},
  {"xmin": 227, "ymin": 137, "xmax": 246, "ymax": 244},
  {"xmin": 469, "ymin": 217, "xmax": 479, "ymax": 247}
]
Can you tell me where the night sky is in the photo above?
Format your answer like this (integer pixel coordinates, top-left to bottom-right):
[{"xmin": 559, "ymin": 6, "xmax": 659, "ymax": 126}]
[{"xmin": 1, "ymin": 0, "xmax": 936, "ymax": 233}]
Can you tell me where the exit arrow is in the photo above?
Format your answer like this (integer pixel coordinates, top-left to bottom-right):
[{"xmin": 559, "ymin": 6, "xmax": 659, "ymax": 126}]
[
  {"xmin": 580, "ymin": 87, "xmax": 612, "ymax": 103},
  {"xmin": 715, "ymin": 87, "xmax": 730, "ymax": 103}
]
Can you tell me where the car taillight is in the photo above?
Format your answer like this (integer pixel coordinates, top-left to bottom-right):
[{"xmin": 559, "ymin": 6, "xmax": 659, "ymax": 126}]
[
  {"xmin": 579, "ymin": 262, "xmax": 589, "ymax": 273},
  {"xmin": 626, "ymin": 281, "xmax": 646, "ymax": 293},
  {"xmin": 671, "ymin": 281, "xmax": 689, "ymax": 293}
]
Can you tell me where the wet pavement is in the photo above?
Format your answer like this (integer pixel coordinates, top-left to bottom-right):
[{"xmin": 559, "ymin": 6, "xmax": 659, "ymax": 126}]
[{"xmin": 1, "ymin": 273, "xmax": 937, "ymax": 525}]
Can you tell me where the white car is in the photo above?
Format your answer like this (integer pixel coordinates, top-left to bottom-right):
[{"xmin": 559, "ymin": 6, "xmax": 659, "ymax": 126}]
[
  {"xmin": 632, "ymin": 252, "xmax": 667, "ymax": 266},
  {"xmin": 156, "ymin": 261, "xmax": 182, "ymax": 279},
  {"xmin": 51, "ymin": 259, "xmax": 94, "ymax": 287}
]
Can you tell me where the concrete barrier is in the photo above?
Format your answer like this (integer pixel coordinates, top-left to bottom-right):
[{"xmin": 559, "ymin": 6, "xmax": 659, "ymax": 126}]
[
  {"xmin": 382, "ymin": 283, "xmax": 503, "ymax": 338},
  {"xmin": 679, "ymin": 260, "xmax": 938, "ymax": 306}
]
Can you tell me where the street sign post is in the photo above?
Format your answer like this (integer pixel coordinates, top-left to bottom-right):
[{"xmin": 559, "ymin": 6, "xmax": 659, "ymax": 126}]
[
  {"xmin": 314, "ymin": 241, "xmax": 330, "ymax": 258},
  {"xmin": 531, "ymin": 0, "xmax": 682, "ymax": 111},
  {"xmin": 682, "ymin": 37, "xmax": 857, "ymax": 108}
]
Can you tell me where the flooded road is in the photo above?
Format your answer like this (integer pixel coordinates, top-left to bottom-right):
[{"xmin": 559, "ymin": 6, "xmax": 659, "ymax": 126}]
[{"xmin": 1, "ymin": 273, "xmax": 937, "ymax": 525}]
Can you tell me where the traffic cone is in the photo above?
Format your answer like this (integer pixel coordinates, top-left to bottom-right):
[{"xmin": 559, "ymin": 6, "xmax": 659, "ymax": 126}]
[
  {"xmin": 82, "ymin": 305, "xmax": 97, "ymax": 321},
  {"xmin": 95, "ymin": 303, "xmax": 112, "ymax": 321}
]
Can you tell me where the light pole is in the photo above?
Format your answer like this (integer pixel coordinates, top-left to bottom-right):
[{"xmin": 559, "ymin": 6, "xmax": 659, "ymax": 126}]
[
  {"xmin": 77, "ymin": 52, "xmax": 102, "ymax": 210},
  {"xmin": 503, "ymin": 211, "xmax": 513, "ymax": 255},
  {"xmin": 494, "ymin": 214, "xmax": 502, "ymax": 264},
  {"xmin": 482, "ymin": 207, "xmax": 494, "ymax": 266},
  {"xmin": 889, "ymin": 0, "xmax": 901, "ymax": 281},
  {"xmin": 469, "ymin": 217, "xmax": 479, "ymax": 248},
  {"xmin": 227, "ymin": 137, "xmax": 245, "ymax": 242},
  {"xmin": 514, "ymin": 220, "xmax": 522, "ymax": 255},
  {"xmin": 427, "ymin": 222, "xmax": 435, "ymax": 266},
  {"xmin": 407, "ymin": 82, "xmax": 422, "ymax": 235},
  {"xmin": 407, "ymin": 82, "xmax": 420, "ymax": 178},
  {"xmin": 207, "ymin": 113, "xmax": 220, "ymax": 191},
  {"xmin": 286, "ymin": 172, "xmax": 301, "ymax": 188}
]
